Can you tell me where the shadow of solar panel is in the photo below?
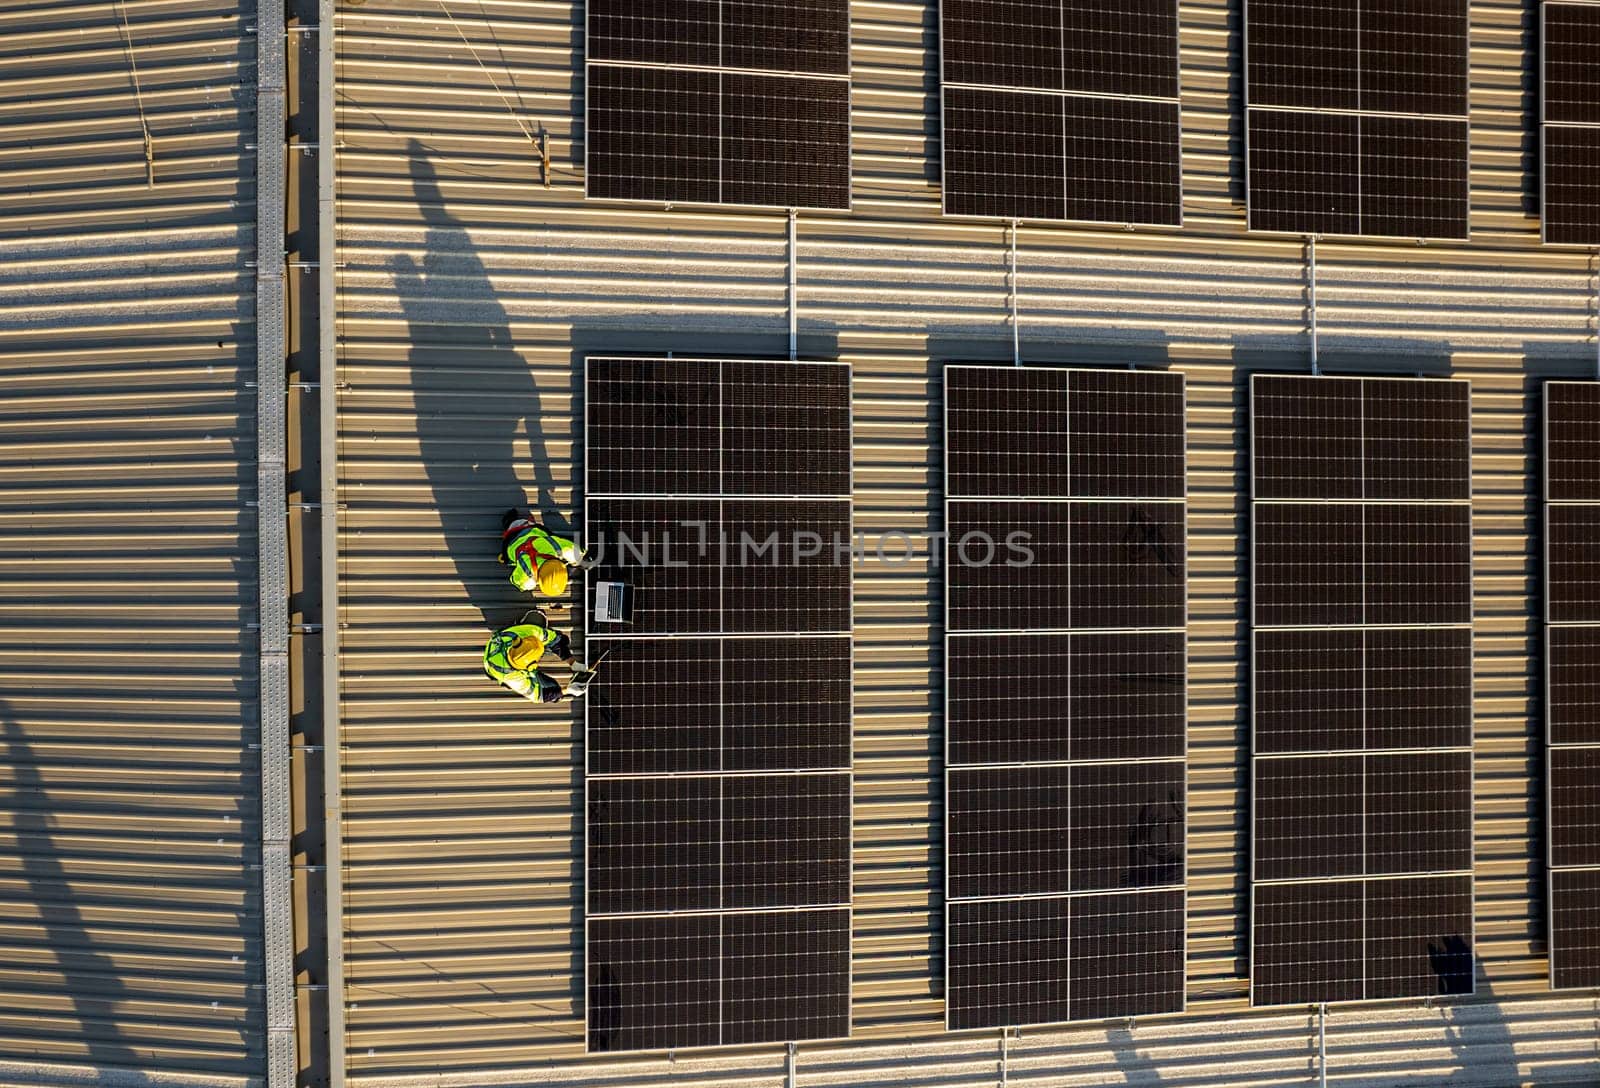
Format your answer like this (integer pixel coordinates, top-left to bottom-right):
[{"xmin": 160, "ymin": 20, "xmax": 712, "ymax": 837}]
[
  {"xmin": 1357, "ymin": 1, "xmax": 1469, "ymax": 115},
  {"xmin": 1068, "ymin": 761, "xmax": 1185, "ymax": 892},
  {"xmin": 587, "ymin": 0, "xmax": 720, "ymax": 67},
  {"xmin": 1253, "ymin": 503, "xmax": 1364, "ymax": 628},
  {"xmin": 1358, "ymin": 115, "xmax": 1470, "ymax": 239},
  {"xmin": 943, "ymin": 86, "xmax": 1068, "ymax": 221},
  {"xmin": 723, "ymin": 637, "xmax": 852, "ymax": 771},
  {"xmin": 587, "ymin": 914, "xmax": 721, "ymax": 1052},
  {"xmin": 586, "ymin": 498, "xmax": 722, "ymax": 634},
  {"xmin": 948, "ymin": 765, "xmax": 1074, "ymax": 899},
  {"xmin": 1069, "ymin": 369, "xmax": 1186, "ymax": 498},
  {"xmin": 586, "ymin": 65, "xmax": 721, "ymax": 204},
  {"xmin": 1254, "ymin": 629, "xmax": 1365, "ymax": 754},
  {"xmin": 947, "ymin": 896, "xmax": 1072, "ymax": 1030},
  {"xmin": 587, "ymin": 639, "xmax": 722, "ymax": 775},
  {"xmin": 1060, "ymin": 97, "xmax": 1182, "ymax": 226},
  {"xmin": 721, "ymin": 73, "xmax": 851, "ymax": 210},
  {"xmin": 587, "ymin": 358, "xmax": 720, "ymax": 495},
  {"xmin": 1246, "ymin": 109, "xmax": 1361, "ymax": 236},
  {"xmin": 1251, "ymin": 375, "xmax": 1363, "ymax": 500},
  {"xmin": 1069, "ymin": 889, "xmax": 1185, "ymax": 1019},
  {"xmin": 1251, "ymin": 879, "xmax": 1365, "ymax": 1006},
  {"xmin": 1545, "ymin": 504, "xmax": 1600, "ymax": 624},
  {"xmin": 1549, "ymin": 625, "xmax": 1600, "ymax": 746},
  {"xmin": 1364, "ymin": 628, "xmax": 1473, "ymax": 750},
  {"xmin": 722, "ymin": 360, "xmax": 851, "ymax": 495},
  {"xmin": 1254, "ymin": 755, "xmax": 1363, "ymax": 881},
  {"xmin": 1550, "ymin": 746, "xmax": 1600, "ymax": 869},
  {"xmin": 1544, "ymin": 126, "xmax": 1600, "ymax": 246},
  {"xmin": 1059, "ymin": 0, "xmax": 1180, "ymax": 99},
  {"xmin": 946, "ymin": 365, "xmax": 1073, "ymax": 498},
  {"xmin": 722, "ymin": 0, "xmax": 850, "ymax": 75},
  {"xmin": 1365, "ymin": 752, "xmax": 1472, "ymax": 876},
  {"xmin": 1546, "ymin": 2, "xmax": 1600, "ymax": 125},
  {"xmin": 1362, "ymin": 378, "xmax": 1472, "ymax": 500},
  {"xmin": 1362, "ymin": 503, "xmax": 1472, "ymax": 626},
  {"xmin": 941, "ymin": 0, "xmax": 1063, "ymax": 90},
  {"xmin": 1364, "ymin": 875, "xmax": 1474, "ymax": 999},
  {"xmin": 1547, "ymin": 382, "xmax": 1600, "ymax": 502},
  {"xmin": 722, "ymin": 773, "xmax": 851, "ymax": 909},
  {"xmin": 1551, "ymin": 868, "xmax": 1600, "ymax": 989},
  {"xmin": 722, "ymin": 499, "xmax": 852, "ymax": 633},
  {"xmin": 1067, "ymin": 501, "xmax": 1186, "ymax": 630},
  {"xmin": 1244, "ymin": 0, "xmax": 1358, "ymax": 110},
  {"xmin": 588, "ymin": 776, "xmax": 721, "ymax": 914},
  {"xmin": 721, "ymin": 908, "xmax": 851, "ymax": 1044}
]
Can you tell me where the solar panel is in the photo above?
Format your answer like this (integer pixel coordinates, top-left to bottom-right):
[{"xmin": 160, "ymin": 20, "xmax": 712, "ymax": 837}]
[
  {"xmin": 1542, "ymin": 2, "xmax": 1600, "ymax": 245},
  {"xmin": 1244, "ymin": 0, "xmax": 1470, "ymax": 239},
  {"xmin": 938, "ymin": 0, "xmax": 1183, "ymax": 225},
  {"xmin": 1545, "ymin": 381, "xmax": 1600, "ymax": 989},
  {"xmin": 943, "ymin": 364, "xmax": 1187, "ymax": 1030},
  {"xmin": 584, "ymin": 356, "xmax": 853, "ymax": 1052},
  {"xmin": 1250, "ymin": 373, "xmax": 1475, "ymax": 1008},
  {"xmin": 585, "ymin": 1, "xmax": 851, "ymax": 210}
]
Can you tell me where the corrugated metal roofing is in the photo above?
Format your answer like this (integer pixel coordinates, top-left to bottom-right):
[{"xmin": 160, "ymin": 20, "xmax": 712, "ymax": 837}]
[
  {"xmin": 0, "ymin": 0, "xmax": 263, "ymax": 1081},
  {"xmin": 329, "ymin": 0, "xmax": 1600, "ymax": 1082}
]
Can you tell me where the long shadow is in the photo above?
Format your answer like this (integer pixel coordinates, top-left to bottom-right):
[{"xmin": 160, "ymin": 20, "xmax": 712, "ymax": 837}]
[
  {"xmin": 1, "ymin": 698, "xmax": 139, "ymax": 1074},
  {"xmin": 393, "ymin": 138, "xmax": 561, "ymax": 630}
]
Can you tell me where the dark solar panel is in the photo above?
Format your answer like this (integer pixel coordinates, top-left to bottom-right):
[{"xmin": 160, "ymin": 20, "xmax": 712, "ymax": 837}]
[
  {"xmin": 587, "ymin": 914, "xmax": 722, "ymax": 1052},
  {"xmin": 1244, "ymin": 110, "xmax": 1362, "ymax": 237},
  {"xmin": 1244, "ymin": 0, "xmax": 1470, "ymax": 238},
  {"xmin": 944, "ymin": 365, "xmax": 1186, "ymax": 1029},
  {"xmin": 587, "ymin": 359, "xmax": 720, "ymax": 495},
  {"xmin": 1251, "ymin": 880, "xmax": 1366, "ymax": 1006},
  {"xmin": 587, "ymin": 776, "xmax": 721, "ymax": 914},
  {"xmin": 1543, "ymin": 3, "xmax": 1600, "ymax": 245},
  {"xmin": 721, "ymin": 0, "xmax": 851, "ymax": 76},
  {"xmin": 939, "ymin": 0, "xmax": 1182, "ymax": 224},
  {"xmin": 1546, "ymin": 381, "xmax": 1600, "ymax": 503},
  {"xmin": 722, "ymin": 773, "xmax": 852, "ymax": 908},
  {"xmin": 585, "ymin": 3, "xmax": 850, "ymax": 209},
  {"xmin": 1358, "ymin": 115, "xmax": 1470, "ymax": 240},
  {"xmin": 1551, "ymin": 868, "xmax": 1600, "ymax": 989},
  {"xmin": 585, "ymin": 357, "xmax": 853, "ymax": 1050},
  {"xmin": 1363, "ymin": 875, "xmax": 1474, "ymax": 999},
  {"xmin": 720, "ymin": 908, "xmax": 851, "ymax": 1044},
  {"xmin": 1545, "ymin": 381, "xmax": 1600, "ymax": 990},
  {"xmin": 1251, "ymin": 373, "xmax": 1474, "ymax": 1007}
]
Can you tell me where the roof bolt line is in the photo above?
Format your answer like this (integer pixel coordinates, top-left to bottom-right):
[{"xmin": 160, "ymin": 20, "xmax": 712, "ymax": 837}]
[
  {"xmin": 1318, "ymin": 1002, "xmax": 1328, "ymax": 1088},
  {"xmin": 1010, "ymin": 219, "xmax": 1021, "ymax": 366},
  {"xmin": 788, "ymin": 209, "xmax": 799, "ymax": 361},
  {"xmin": 1308, "ymin": 235, "xmax": 1321, "ymax": 376}
]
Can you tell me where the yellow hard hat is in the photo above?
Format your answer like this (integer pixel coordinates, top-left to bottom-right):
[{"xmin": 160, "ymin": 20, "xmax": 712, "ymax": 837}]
[{"xmin": 536, "ymin": 558, "xmax": 569, "ymax": 596}]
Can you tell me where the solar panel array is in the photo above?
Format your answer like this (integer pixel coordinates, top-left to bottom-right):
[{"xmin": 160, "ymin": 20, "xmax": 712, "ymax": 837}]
[
  {"xmin": 583, "ymin": 356, "xmax": 853, "ymax": 1052},
  {"xmin": 1544, "ymin": 381, "xmax": 1600, "ymax": 989},
  {"xmin": 1542, "ymin": 2, "xmax": 1600, "ymax": 245},
  {"xmin": 1250, "ymin": 374, "xmax": 1475, "ymax": 1007},
  {"xmin": 584, "ymin": 1, "xmax": 851, "ymax": 209},
  {"xmin": 1244, "ymin": 0, "xmax": 1471, "ymax": 239},
  {"xmin": 944, "ymin": 365, "xmax": 1187, "ymax": 1029},
  {"xmin": 938, "ymin": 0, "xmax": 1183, "ymax": 225}
]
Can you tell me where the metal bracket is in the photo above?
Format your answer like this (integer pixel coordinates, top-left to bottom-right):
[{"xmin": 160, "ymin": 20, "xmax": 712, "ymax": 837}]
[
  {"xmin": 1009, "ymin": 220, "xmax": 1021, "ymax": 366},
  {"xmin": 788, "ymin": 208, "xmax": 799, "ymax": 361},
  {"xmin": 1307, "ymin": 235, "xmax": 1321, "ymax": 376}
]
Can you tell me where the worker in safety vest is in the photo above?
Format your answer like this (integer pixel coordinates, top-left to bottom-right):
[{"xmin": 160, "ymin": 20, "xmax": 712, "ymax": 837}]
[
  {"xmin": 482, "ymin": 611, "xmax": 592, "ymax": 703},
  {"xmin": 498, "ymin": 508, "xmax": 597, "ymax": 601}
]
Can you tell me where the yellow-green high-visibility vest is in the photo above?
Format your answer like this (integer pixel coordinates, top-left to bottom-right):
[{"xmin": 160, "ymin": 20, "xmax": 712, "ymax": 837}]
[{"xmin": 505, "ymin": 525, "xmax": 577, "ymax": 592}]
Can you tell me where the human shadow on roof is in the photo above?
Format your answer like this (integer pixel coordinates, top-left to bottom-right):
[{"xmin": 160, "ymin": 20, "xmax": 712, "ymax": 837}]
[{"xmin": 393, "ymin": 139, "xmax": 563, "ymax": 630}]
